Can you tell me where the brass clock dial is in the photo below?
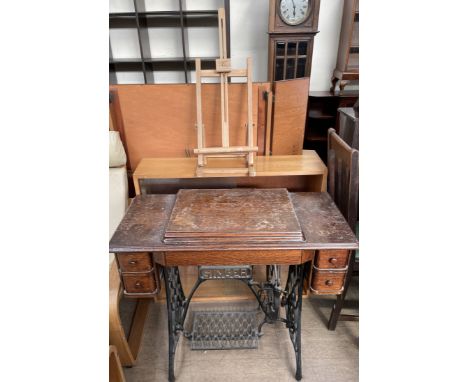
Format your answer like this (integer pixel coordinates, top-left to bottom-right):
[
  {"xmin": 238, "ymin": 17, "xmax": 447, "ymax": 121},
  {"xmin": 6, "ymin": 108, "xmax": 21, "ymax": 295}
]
[{"xmin": 279, "ymin": 0, "xmax": 310, "ymax": 26}]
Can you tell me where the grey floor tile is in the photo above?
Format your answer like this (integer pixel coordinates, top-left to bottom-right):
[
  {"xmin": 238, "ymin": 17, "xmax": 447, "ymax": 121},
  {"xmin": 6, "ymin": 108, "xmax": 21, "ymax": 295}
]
[{"xmin": 121, "ymin": 280, "xmax": 358, "ymax": 382}]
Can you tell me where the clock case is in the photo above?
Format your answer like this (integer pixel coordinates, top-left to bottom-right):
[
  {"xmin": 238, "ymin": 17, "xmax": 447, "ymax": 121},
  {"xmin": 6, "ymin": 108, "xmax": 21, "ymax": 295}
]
[
  {"xmin": 268, "ymin": 0, "xmax": 321, "ymax": 82},
  {"xmin": 268, "ymin": 0, "xmax": 320, "ymax": 34}
]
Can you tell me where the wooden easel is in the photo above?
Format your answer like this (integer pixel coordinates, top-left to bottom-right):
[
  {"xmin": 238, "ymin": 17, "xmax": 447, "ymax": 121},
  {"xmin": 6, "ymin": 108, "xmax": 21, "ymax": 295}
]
[{"xmin": 194, "ymin": 8, "xmax": 257, "ymax": 176}]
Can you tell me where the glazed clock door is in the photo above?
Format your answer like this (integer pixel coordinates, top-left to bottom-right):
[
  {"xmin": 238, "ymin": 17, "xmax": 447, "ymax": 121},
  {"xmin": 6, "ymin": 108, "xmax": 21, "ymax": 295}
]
[{"xmin": 271, "ymin": 36, "xmax": 313, "ymax": 81}]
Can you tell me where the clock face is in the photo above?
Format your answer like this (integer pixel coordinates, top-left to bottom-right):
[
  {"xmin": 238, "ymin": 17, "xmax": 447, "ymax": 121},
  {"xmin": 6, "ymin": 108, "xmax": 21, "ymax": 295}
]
[{"xmin": 279, "ymin": 0, "xmax": 310, "ymax": 26}]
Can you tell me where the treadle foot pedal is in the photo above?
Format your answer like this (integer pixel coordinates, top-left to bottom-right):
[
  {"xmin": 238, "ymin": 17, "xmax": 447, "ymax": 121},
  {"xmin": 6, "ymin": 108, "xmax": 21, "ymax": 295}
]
[{"xmin": 190, "ymin": 311, "xmax": 259, "ymax": 350}]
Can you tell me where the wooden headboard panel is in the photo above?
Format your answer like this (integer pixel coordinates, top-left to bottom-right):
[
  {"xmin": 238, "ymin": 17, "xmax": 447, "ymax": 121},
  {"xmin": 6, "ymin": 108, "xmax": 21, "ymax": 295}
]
[{"xmin": 110, "ymin": 83, "xmax": 271, "ymax": 171}]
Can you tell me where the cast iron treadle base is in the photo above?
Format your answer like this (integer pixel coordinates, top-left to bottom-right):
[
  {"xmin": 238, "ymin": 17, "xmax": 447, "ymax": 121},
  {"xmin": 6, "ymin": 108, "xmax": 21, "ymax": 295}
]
[{"xmin": 190, "ymin": 311, "xmax": 259, "ymax": 350}]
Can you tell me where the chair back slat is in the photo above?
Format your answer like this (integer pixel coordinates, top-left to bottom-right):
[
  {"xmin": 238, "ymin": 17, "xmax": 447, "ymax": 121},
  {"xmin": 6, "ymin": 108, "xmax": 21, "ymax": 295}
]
[
  {"xmin": 328, "ymin": 149, "xmax": 336, "ymax": 200},
  {"xmin": 327, "ymin": 128, "xmax": 359, "ymax": 233},
  {"xmin": 337, "ymin": 107, "xmax": 359, "ymax": 150}
]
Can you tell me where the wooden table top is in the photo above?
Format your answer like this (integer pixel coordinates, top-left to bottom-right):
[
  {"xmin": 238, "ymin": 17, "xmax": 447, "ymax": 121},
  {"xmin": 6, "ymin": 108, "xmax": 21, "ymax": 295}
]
[
  {"xmin": 133, "ymin": 154, "xmax": 327, "ymax": 180},
  {"xmin": 109, "ymin": 192, "xmax": 358, "ymax": 253}
]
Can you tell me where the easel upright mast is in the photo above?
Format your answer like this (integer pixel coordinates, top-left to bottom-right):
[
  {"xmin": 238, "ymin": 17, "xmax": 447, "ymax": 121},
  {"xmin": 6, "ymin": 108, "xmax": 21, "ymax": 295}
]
[{"xmin": 194, "ymin": 8, "xmax": 257, "ymax": 176}]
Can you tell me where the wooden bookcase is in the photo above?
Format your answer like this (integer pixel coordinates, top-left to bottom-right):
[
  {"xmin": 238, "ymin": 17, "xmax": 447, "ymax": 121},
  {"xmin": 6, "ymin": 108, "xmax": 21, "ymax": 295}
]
[
  {"xmin": 330, "ymin": 0, "xmax": 359, "ymax": 94},
  {"xmin": 109, "ymin": 0, "xmax": 230, "ymax": 84},
  {"xmin": 303, "ymin": 91, "xmax": 358, "ymax": 162}
]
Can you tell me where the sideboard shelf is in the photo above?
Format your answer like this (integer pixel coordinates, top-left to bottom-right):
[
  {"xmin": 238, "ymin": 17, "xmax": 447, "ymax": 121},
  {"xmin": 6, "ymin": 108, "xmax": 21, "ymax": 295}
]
[{"xmin": 109, "ymin": 0, "xmax": 230, "ymax": 84}]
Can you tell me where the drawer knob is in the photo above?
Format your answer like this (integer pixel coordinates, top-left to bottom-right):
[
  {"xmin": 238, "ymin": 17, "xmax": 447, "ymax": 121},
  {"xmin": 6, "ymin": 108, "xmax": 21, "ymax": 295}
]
[
  {"xmin": 329, "ymin": 258, "xmax": 338, "ymax": 265},
  {"xmin": 134, "ymin": 281, "xmax": 142, "ymax": 288},
  {"xmin": 325, "ymin": 279, "xmax": 334, "ymax": 286},
  {"xmin": 129, "ymin": 260, "xmax": 138, "ymax": 265}
]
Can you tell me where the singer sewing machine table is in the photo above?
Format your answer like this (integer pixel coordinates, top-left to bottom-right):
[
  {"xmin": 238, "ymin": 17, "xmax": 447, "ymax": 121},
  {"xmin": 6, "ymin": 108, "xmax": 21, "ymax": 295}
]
[{"xmin": 109, "ymin": 189, "xmax": 358, "ymax": 381}]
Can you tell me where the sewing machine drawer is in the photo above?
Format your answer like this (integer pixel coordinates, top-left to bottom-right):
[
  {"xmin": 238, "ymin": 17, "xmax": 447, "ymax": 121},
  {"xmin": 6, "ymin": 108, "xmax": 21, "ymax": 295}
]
[
  {"xmin": 314, "ymin": 249, "xmax": 349, "ymax": 269},
  {"xmin": 121, "ymin": 271, "xmax": 157, "ymax": 294},
  {"xmin": 117, "ymin": 253, "xmax": 153, "ymax": 272},
  {"xmin": 310, "ymin": 268, "xmax": 346, "ymax": 294}
]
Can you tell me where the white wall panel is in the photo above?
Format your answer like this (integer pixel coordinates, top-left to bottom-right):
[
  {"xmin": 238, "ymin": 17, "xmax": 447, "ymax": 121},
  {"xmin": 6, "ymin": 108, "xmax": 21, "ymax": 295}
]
[
  {"xmin": 309, "ymin": 0, "xmax": 344, "ymax": 91},
  {"xmin": 110, "ymin": 28, "xmax": 141, "ymax": 58},
  {"xmin": 147, "ymin": 27, "xmax": 183, "ymax": 58},
  {"xmin": 116, "ymin": 71, "xmax": 145, "ymax": 84},
  {"xmin": 110, "ymin": 0, "xmax": 134, "ymax": 13},
  {"xmin": 186, "ymin": 27, "xmax": 219, "ymax": 58}
]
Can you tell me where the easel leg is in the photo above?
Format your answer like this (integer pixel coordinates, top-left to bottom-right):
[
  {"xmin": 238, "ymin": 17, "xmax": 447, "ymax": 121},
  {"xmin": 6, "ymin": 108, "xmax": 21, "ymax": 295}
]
[{"xmin": 285, "ymin": 264, "xmax": 305, "ymax": 380}]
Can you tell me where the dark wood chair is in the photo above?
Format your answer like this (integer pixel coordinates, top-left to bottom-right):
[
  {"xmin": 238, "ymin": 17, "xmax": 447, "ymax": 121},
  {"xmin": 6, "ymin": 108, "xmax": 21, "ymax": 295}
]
[
  {"xmin": 326, "ymin": 127, "xmax": 359, "ymax": 330},
  {"xmin": 336, "ymin": 100, "xmax": 359, "ymax": 150}
]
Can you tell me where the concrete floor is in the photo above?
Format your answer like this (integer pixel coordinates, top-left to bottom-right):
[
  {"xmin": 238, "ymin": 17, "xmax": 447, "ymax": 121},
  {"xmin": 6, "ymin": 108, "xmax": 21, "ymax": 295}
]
[{"xmin": 121, "ymin": 278, "xmax": 358, "ymax": 382}]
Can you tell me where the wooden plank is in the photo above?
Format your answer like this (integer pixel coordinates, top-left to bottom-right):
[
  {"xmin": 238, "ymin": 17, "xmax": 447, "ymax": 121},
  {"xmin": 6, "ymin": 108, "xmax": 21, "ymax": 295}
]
[
  {"xmin": 109, "ymin": 109, "xmax": 115, "ymax": 131},
  {"xmin": 133, "ymin": 177, "xmax": 141, "ymax": 196},
  {"xmin": 220, "ymin": 72, "xmax": 229, "ymax": 147},
  {"xmin": 139, "ymin": 175, "xmax": 324, "ymax": 194},
  {"xmin": 271, "ymin": 78, "xmax": 310, "ymax": 155},
  {"xmin": 194, "ymin": 146, "xmax": 258, "ymax": 154},
  {"xmin": 203, "ymin": 153, "xmax": 249, "ymax": 157},
  {"xmin": 164, "ymin": 250, "xmax": 303, "ymax": 266},
  {"xmin": 247, "ymin": 57, "xmax": 254, "ymax": 170},
  {"xmin": 133, "ymin": 154, "xmax": 327, "ymax": 180},
  {"xmin": 199, "ymin": 69, "xmax": 248, "ymax": 77},
  {"xmin": 217, "ymin": 8, "xmax": 230, "ymax": 148},
  {"xmin": 265, "ymin": 90, "xmax": 273, "ymax": 155},
  {"xmin": 197, "ymin": 167, "xmax": 249, "ymax": 175},
  {"xmin": 256, "ymin": 84, "xmax": 268, "ymax": 156},
  {"xmin": 195, "ymin": 59, "xmax": 204, "ymax": 167},
  {"xmin": 109, "ymin": 261, "xmax": 135, "ymax": 366},
  {"xmin": 114, "ymin": 83, "xmax": 266, "ymax": 170},
  {"xmin": 127, "ymin": 299, "xmax": 151, "ymax": 357},
  {"xmin": 109, "ymin": 345, "xmax": 126, "ymax": 382},
  {"xmin": 218, "ymin": 8, "xmax": 227, "ymax": 60}
]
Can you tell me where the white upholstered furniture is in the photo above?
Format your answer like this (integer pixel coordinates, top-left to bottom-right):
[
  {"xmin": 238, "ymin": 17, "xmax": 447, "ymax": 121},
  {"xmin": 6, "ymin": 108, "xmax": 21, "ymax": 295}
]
[
  {"xmin": 109, "ymin": 131, "xmax": 150, "ymax": 370},
  {"xmin": 109, "ymin": 131, "xmax": 128, "ymax": 258}
]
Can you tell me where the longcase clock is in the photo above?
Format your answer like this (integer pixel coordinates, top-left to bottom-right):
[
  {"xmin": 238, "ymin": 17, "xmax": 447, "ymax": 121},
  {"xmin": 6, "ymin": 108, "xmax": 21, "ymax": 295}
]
[{"xmin": 268, "ymin": 0, "xmax": 321, "ymax": 81}]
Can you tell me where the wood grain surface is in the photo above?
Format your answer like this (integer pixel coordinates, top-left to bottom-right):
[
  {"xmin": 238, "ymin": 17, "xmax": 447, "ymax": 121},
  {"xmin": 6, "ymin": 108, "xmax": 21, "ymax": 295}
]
[
  {"xmin": 139, "ymin": 174, "xmax": 324, "ymax": 195},
  {"xmin": 110, "ymin": 83, "xmax": 269, "ymax": 170},
  {"xmin": 116, "ymin": 252, "xmax": 153, "ymax": 272},
  {"xmin": 133, "ymin": 154, "xmax": 327, "ymax": 179},
  {"xmin": 310, "ymin": 269, "xmax": 346, "ymax": 294},
  {"xmin": 109, "ymin": 192, "xmax": 358, "ymax": 253},
  {"xmin": 164, "ymin": 189, "xmax": 303, "ymax": 243},
  {"xmin": 133, "ymin": 153, "xmax": 327, "ymax": 194},
  {"xmin": 121, "ymin": 272, "xmax": 157, "ymax": 294},
  {"xmin": 271, "ymin": 78, "xmax": 310, "ymax": 155},
  {"xmin": 164, "ymin": 250, "xmax": 303, "ymax": 266},
  {"xmin": 314, "ymin": 249, "xmax": 349, "ymax": 269}
]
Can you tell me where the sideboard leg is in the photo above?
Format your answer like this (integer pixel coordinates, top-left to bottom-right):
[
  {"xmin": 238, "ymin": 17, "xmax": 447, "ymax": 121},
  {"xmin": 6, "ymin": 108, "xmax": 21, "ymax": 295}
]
[
  {"xmin": 163, "ymin": 267, "xmax": 186, "ymax": 382},
  {"xmin": 285, "ymin": 264, "xmax": 305, "ymax": 381}
]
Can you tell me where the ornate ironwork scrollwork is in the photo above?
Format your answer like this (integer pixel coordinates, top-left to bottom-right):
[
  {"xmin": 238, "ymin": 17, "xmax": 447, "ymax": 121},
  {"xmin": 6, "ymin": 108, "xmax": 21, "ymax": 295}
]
[
  {"xmin": 284, "ymin": 264, "xmax": 305, "ymax": 381},
  {"xmin": 162, "ymin": 263, "xmax": 306, "ymax": 381},
  {"xmin": 163, "ymin": 267, "xmax": 192, "ymax": 382}
]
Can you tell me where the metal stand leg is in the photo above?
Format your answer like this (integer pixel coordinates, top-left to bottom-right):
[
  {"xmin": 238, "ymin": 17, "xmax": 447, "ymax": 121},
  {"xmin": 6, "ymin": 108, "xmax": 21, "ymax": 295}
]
[
  {"xmin": 163, "ymin": 266, "xmax": 206, "ymax": 381},
  {"xmin": 163, "ymin": 267, "xmax": 186, "ymax": 382},
  {"xmin": 162, "ymin": 264, "xmax": 306, "ymax": 381},
  {"xmin": 284, "ymin": 264, "xmax": 305, "ymax": 381}
]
